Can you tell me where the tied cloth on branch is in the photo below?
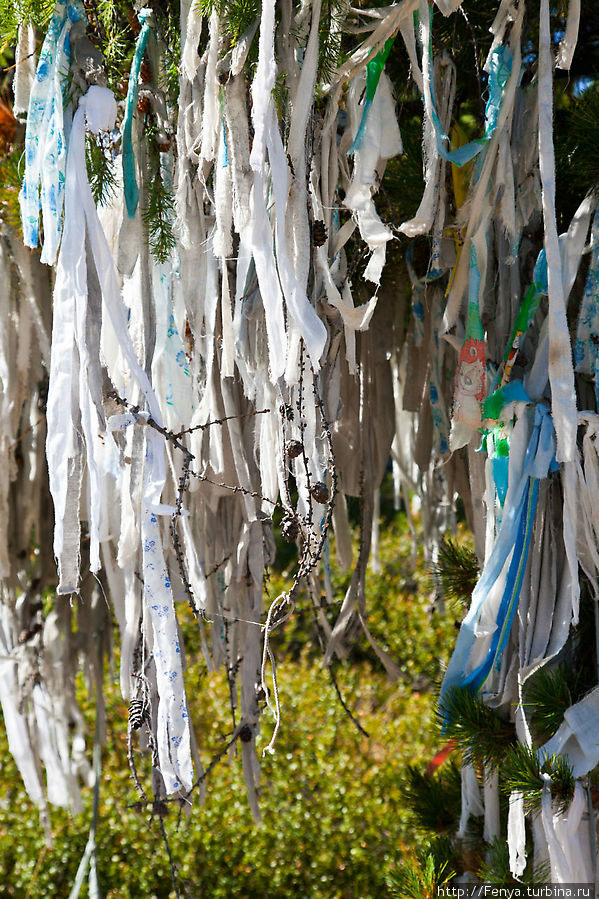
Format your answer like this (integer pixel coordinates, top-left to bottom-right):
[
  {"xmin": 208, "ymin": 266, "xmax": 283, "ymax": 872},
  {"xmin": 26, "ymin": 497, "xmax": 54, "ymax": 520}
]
[{"xmin": 46, "ymin": 83, "xmax": 193, "ymax": 794}]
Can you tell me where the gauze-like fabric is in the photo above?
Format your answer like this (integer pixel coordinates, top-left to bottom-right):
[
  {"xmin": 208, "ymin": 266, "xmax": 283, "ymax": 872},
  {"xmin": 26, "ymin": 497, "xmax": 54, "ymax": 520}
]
[
  {"xmin": 48, "ymin": 84, "xmax": 193, "ymax": 794},
  {"xmin": 19, "ymin": 0, "xmax": 87, "ymax": 265}
]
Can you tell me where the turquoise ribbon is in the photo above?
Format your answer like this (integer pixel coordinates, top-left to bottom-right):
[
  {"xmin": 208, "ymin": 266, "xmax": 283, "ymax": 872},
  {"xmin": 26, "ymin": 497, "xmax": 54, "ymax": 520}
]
[
  {"xmin": 122, "ymin": 8, "xmax": 154, "ymax": 218},
  {"xmin": 424, "ymin": 0, "xmax": 513, "ymax": 168}
]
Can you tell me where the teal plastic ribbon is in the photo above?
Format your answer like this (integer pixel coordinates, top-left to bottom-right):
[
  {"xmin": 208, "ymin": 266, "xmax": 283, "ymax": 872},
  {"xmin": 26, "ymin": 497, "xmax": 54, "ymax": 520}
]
[{"xmin": 122, "ymin": 8, "xmax": 154, "ymax": 218}]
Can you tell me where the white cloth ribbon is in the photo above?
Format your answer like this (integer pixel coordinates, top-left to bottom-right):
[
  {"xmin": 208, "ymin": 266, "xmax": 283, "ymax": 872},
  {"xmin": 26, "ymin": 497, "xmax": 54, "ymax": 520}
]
[{"xmin": 47, "ymin": 85, "xmax": 193, "ymax": 793}]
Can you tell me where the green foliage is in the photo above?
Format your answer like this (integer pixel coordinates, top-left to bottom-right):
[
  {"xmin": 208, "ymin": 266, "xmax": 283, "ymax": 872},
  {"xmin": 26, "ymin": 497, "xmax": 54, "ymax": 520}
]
[
  {"xmin": 270, "ymin": 511, "xmax": 456, "ymax": 687},
  {"xmin": 92, "ymin": 0, "xmax": 135, "ymax": 93},
  {"xmin": 142, "ymin": 140, "xmax": 176, "ymax": 264},
  {"xmin": 195, "ymin": 0, "xmax": 259, "ymax": 44},
  {"xmin": 86, "ymin": 136, "xmax": 117, "ymax": 207},
  {"xmin": 0, "ymin": 506, "xmax": 453, "ymax": 897},
  {"xmin": 433, "ymin": 535, "xmax": 479, "ymax": 611},
  {"xmin": 317, "ymin": 0, "xmax": 348, "ymax": 84},
  {"xmin": 438, "ymin": 686, "xmax": 515, "ymax": 772},
  {"xmin": 522, "ymin": 665, "xmax": 573, "ymax": 743},
  {"xmin": 0, "ymin": 146, "xmax": 24, "ymax": 235},
  {"xmin": 399, "ymin": 760, "xmax": 462, "ymax": 834},
  {"xmin": 501, "ymin": 744, "xmax": 575, "ymax": 815},
  {"xmin": 556, "ymin": 84, "xmax": 599, "ymax": 228},
  {"xmin": 0, "ymin": 0, "xmax": 54, "ymax": 48},
  {"xmin": 386, "ymin": 845, "xmax": 455, "ymax": 899},
  {"xmin": 476, "ymin": 837, "xmax": 549, "ymax": 887}
]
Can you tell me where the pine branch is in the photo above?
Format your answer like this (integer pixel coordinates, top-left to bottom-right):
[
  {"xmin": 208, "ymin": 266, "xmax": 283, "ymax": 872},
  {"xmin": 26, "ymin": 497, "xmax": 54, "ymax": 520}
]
[
  {"xmin": 501, "ymin": 744, "xmax": 575, "ymax": 815},
  {"xmin": 476, "ymin": 837, "xmax": 550, "ymax": 886},
  {"xmin": 0, "ymin": 0, "xmax": 54, "ymax": 48},
  {"xmin": 437, "ymin": 687, "xmax": 515, "ymax": 772},
  {"xmin": 0, "ymin": 146, "xmax": 24, "ymax": 235},
  {"xmin": 433, "ymin": 536, "xmax": 479, "ymax": 609},
  {"xmin": 399, "ymin": 761, "xmax": 462, "ymax": 834},
  {"xmin": 196, "ymin": 0, "xmax": 260, "ymax": 44},
  {"xmin": 522, "ymin": 666, "xmax": 573, "ymax": 744},
  {"xmin": 386, "ymin": 844, "xmax": 455, "ymax": 899},
  {"xmin": 141, "ymin": 153, "xmax": 176, "ymax": 264},
  {"xmin": 86, "ymin": 135, "xmax": 117, "ymax": 206}
]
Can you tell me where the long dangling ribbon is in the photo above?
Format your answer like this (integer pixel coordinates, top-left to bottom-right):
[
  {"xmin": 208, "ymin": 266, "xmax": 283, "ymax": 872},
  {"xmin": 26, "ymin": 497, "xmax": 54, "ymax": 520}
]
[
  {"xmin": 452, "ymin": 242, "xmax": 486, "ymax": 433},
  {"xmin": 47, "ymin": 84, "xmax": 193, "ymax": 793},
  {"xmin": 122, "ymin": 7, "xmax": 155, "ymax": 218},
  {"xmin": 19, "ymin": 0, "xmax": 87, "ymax": 264},
  {"xmin": 483, "ymin": 250, "xmax": 548, "ymax": 420},
  {"xmin": 440, "ymin": 404, "xmax": 556, "ymax": 710},
  {"xmin": 420, "ymin": 0, "xmax": 512, "ymax": 168}
]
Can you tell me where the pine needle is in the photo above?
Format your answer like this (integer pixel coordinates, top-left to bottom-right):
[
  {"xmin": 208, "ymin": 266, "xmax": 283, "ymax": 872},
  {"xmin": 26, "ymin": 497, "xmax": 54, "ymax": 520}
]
[
  {"xmin": 437, "ymin": 687, "xmax": 515, "ymax": 772},
  {"xmin": 522, "ymin": 665, "xmax": 572, "ymax": 743},
  {"xmin": 399, "ymin": 760, "xmax": 462, "ymax": 834},
  {"xmin": 433, "ymin": 536, "xmax": 479, "ymax": 609},
  {"xmin": 501, "ymin": 744, "xmax": 575, "ymax": 815}
]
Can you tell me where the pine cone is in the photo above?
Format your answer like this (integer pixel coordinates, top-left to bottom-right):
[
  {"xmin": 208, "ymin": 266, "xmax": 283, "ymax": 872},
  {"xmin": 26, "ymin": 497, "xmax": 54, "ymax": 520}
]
[
  {"xmin": 281, "ymin": 513, "xmax": 300, "ymax": 542},
  {"xmin": 285, "ymin": 439, "xmax": 303, "ymax": 459},
  {"xmin": 310, "ymin": 481, "xmax": 329, "ymax": 504},
  {"xmin": 312, "ymin": 219, "xmax": 327, "ymax": 247}
]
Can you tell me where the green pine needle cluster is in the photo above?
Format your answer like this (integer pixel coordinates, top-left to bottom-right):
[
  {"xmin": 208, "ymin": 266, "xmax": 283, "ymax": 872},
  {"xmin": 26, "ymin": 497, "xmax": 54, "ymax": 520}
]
[
  {"xmin": 399, "ymin": 760, "xmax": 462, "ymax": 835},
  {"xmin": 0, "ymin": 0, "xmax": 54, "ymax": 48},
  {"xmin": 433, "ymin": 536, "xmax": 479, "ymax": 609},
  {"xmin": 0, "ymin": 146, "xmax": 24, "ymax": 235},
  {"xmin": 522, "ymin": 665, "xmax": 573, "ymax": 743},
  {"xmin": 437, "ymin": 687, "xmax": 515, "ymax": 772},
  {"xmin": 317, "ymin": 0, "xmax": 348, "ymax": 84},
  {"xmin": 386, "ymin": 846, "xmax": 455, "ymax": 899},
  {"xmin": 476, "ymin": 837, "xmax": 549, "ymax": 887},
  {"xmin": 501, "ymin": 744, "xmax": 575, "ymax": 815},
  {"xmin": 86, "ymin": 137, "xmax": 117, "ymax": 207},
  {"xmin": 195, "ymin": 0, "xmax": 259, "ymax": 44},
  {"xmin": 142, "ymin": 154, "xmax": 176, "ymax": 265}
]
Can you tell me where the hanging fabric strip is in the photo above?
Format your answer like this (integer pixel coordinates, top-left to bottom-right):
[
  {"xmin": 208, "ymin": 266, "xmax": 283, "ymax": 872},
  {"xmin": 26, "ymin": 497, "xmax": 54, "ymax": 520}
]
[
  {"xmin": 248, "ymin": 0, "xmax": 288, "ymax": 380},
  {"xmin": 574, "ymin": 205, "xmax": 599, "ymax": 406},
  {"xmin": 538, "ymin": 0, "xmax": 577, "ymax": 465},
  {"xmin": 450, "ymin": 242, "xmax": 486, "ymax": 446},
  {"xmin": 422, "ymin": 2, "xmax": 513, "ymax": 167},
  {"xmin": 47, "ymin": 84, "xmax": 193, "ymax": 793},
  {"xmin": 440, "ymin": 405, "xmax": 556, "ymax": 708},
  {"xmin": 442, "ymin": 3, "xmax": 523, "ymax": 331},
  {"xmin": 122, "ymin": 8, "xmax": 155, "ymax": 219},
  {"xmin": 349, "ymin": 35, "xmax": 396, "ymax": 153},
  {"xmin": 19, "ymin": 0, "xmax": 87, "ymax": 264},
  {"xmin": 555, "ymin": 0, "xmax": 580, "ymax": 71},
  {"xmin": 13, "ymin": 23, "xmax": 37, "ymax": 117}
]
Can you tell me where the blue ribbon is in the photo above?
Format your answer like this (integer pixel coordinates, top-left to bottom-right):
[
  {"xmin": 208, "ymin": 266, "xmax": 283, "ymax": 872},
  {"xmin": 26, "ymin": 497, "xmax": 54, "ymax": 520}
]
[{"xmin": 440, "ymin": 405, "xmax": 556, "ymax": 715}]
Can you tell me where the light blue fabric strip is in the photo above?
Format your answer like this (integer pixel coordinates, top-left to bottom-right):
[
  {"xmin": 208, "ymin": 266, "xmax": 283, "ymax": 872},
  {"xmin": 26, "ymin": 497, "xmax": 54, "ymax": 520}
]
[
  {"xmin": 440, "ymin": 405, "xmax": 555, "ymax": 712},
  {"xmin": 19, "ymin": 0, "xmax": 86, "ymax": 260}
]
